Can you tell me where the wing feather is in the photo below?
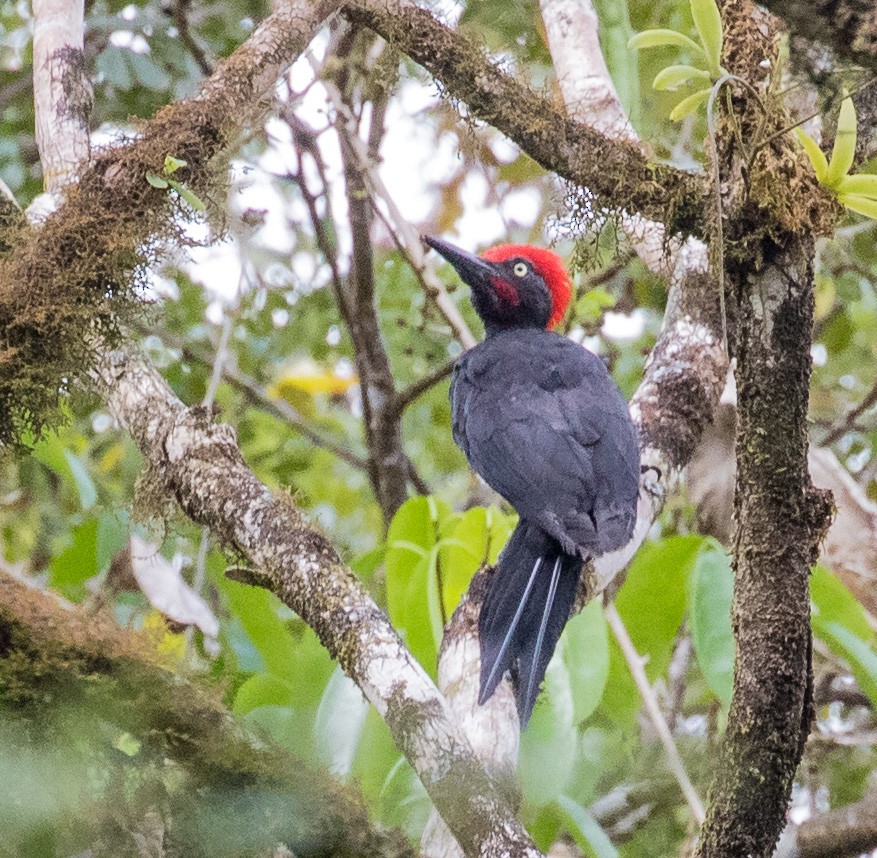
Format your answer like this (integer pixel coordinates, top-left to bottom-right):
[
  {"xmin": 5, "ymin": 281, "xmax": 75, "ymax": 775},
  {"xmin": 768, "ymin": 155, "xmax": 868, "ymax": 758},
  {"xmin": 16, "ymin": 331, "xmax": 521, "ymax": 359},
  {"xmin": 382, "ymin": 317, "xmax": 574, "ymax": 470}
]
[{"xmin": 452, "ymin": 331, "xmax": 639, "ymax": 556}]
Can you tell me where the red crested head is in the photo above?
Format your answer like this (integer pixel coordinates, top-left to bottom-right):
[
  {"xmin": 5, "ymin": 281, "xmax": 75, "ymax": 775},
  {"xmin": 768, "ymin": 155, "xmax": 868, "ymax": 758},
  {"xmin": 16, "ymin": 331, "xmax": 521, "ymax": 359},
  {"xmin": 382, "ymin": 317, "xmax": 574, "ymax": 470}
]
[
  {"xmin": 423, "ymin": 235, "xmax": 573, "ymax": 334},
  {"xmin": 481, "ymin": 244, "xmax": 572, "ymax": 329}
]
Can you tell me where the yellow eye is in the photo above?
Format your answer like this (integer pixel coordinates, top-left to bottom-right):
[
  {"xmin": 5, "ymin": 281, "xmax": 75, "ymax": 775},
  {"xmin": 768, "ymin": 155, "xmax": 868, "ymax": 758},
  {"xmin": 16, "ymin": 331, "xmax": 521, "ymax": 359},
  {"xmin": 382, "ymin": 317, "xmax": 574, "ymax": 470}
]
[{"xmin": 513, "ymin": 261, "xmax": 528, "ymax": 278}]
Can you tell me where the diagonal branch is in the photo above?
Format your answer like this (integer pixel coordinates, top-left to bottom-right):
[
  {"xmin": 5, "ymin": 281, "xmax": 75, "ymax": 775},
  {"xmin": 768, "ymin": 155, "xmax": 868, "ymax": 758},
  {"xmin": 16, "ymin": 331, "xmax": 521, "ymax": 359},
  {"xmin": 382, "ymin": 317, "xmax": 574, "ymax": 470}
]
[
  {"xmin": 94, "ymin": 345, "xmax": 541, "ymax": 858},
  {"xmin": 341, "ymin": 0, "xmax": 705, "ymax": 238},
  {"xmin": 24, "ymin": 2, "xmax": 539, "ymax": 853}
]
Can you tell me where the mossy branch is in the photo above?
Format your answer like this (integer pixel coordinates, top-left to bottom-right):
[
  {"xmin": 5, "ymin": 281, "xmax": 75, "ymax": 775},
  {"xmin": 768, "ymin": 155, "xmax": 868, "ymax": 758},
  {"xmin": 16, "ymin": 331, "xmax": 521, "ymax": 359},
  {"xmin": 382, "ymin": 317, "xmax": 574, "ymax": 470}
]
[
  {"xmin": 0, "ymin": 570, "xmax": 416, "ymax": 858},
  {"xmin": 342, "ymin": 0, "xmax": 705, "ymax": 237},
  {"xmin": 0, "ymin": 0, "xmax": 343, "ymax": 447}
]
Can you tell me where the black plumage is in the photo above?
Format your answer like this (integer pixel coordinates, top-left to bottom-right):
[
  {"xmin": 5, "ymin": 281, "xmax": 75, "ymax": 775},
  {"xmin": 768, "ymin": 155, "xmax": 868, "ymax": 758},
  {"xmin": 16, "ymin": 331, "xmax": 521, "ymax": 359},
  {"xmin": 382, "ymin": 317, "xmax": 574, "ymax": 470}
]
[{"xmin": 425, "ymin": 236, "xmax": 640, "ymax": 725}]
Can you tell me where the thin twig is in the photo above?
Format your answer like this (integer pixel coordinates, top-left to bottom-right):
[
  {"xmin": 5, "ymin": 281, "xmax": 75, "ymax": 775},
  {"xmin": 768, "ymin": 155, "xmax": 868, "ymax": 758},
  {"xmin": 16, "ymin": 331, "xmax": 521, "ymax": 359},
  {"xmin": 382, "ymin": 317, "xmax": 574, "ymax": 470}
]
[
  {"xmin": 148, "ymin": 325, "xmax": 370, "ymax": 470},
  {"xmin": 391, "ymin": 358, "xmax": 456, "ymax": 415},
  {"xmin": 604, "ymin": 601, "xmax": 706, "ymax": 826},
  {"xmin": 821, "ymin": 375, "xmax": 877, "ymax": 444},
  {"xmin": 169, "ymin": 0, "xmax": 213, "ymax": 76}
]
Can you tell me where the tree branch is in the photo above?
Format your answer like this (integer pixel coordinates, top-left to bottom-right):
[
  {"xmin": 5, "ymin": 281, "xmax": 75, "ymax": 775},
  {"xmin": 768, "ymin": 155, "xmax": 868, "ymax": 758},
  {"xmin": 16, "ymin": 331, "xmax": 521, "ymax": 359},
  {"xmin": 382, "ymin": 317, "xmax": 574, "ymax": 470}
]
[
  {"xmin": 341, "ymin": 0, "xmax": 705, "ymax": 238},
  {"xmin": 94, "ymin": 344, "xmax": 541, "ymax": 858},
  {"xmin": 0, "ymin": 568, "xmax": 417, "ymax": 858},
  {"xmin": 695, "ymin": 3, "xmax": 834, "ymax": 854},
  {"xmin": 332, "ymin": 29, "xmax": 411, "ymax": 522}
]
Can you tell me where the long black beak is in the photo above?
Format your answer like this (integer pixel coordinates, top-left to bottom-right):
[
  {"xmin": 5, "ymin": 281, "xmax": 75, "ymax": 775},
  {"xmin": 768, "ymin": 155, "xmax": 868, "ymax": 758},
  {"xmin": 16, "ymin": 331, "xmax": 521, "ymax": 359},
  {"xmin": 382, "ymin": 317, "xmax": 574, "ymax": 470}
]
[{"xmin": 423, "ymin": 235, "xmax": 497, "ymax": 288}]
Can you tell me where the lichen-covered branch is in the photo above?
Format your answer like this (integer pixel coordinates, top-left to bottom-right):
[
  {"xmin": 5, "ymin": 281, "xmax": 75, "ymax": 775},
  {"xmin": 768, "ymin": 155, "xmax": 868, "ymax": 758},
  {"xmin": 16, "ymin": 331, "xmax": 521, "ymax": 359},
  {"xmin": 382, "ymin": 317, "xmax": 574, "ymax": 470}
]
[
  {"xmin": 694, "ymin": 3, "xmax": 834, "ymax": 855},
  {"xmin": 342, "ymin": 0, "xmax": 705, "ymax": 238},
  {"xmin": 0, "ymin": 569, "xmax": 416, "ymax": 858},
  {"xmin": 696, "ymin": 232, "xmax": 830, "ymax": 857},
  {"xmin": 32, "ymin": 0, "xmax": 91, "ymax": 193},
  {"xmin": 94, "ymin": 346, "xmax": 541, "ymax": 858}
]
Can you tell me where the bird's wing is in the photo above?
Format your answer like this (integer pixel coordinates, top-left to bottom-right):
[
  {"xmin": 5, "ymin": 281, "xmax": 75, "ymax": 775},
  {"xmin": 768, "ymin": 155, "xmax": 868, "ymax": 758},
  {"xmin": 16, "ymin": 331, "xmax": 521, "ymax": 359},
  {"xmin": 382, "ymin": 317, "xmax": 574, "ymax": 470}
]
[{"xmin": 454, "ymin": 337, "xmax": 639, "ymax": 556}]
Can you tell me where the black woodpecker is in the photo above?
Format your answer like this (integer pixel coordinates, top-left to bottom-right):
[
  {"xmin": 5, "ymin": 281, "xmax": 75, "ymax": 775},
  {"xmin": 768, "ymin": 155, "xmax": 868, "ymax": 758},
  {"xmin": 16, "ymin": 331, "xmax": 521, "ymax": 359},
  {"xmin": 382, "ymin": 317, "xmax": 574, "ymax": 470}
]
[{"xmin": 425, "ymin": 236, "xmax": 640, "ymax": 725}]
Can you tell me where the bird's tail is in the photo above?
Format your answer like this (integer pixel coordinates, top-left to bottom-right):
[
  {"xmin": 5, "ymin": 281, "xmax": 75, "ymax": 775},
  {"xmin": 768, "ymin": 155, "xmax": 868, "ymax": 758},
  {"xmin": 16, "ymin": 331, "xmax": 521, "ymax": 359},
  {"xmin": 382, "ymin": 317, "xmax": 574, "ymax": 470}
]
[{"xmin": 478, "ymin": 521, "xmax": 582, "ymax": 725}]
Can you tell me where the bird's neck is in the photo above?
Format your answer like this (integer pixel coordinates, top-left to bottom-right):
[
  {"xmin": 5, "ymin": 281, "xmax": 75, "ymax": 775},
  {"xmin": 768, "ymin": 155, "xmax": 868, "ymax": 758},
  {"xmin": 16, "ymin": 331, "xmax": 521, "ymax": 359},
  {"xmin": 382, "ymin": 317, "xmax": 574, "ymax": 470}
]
[{"xmin": 483, "ymin": 321, "xmax": 546, "ymax": 337}]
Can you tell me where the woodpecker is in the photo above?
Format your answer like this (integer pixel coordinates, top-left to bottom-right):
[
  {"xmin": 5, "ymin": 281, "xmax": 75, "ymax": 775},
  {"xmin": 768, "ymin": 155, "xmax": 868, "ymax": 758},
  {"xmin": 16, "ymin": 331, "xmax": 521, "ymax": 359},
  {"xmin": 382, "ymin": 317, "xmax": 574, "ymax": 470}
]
[{"xmin": 425, "ymin": 236, "xmax": 640, "ymax": 725}]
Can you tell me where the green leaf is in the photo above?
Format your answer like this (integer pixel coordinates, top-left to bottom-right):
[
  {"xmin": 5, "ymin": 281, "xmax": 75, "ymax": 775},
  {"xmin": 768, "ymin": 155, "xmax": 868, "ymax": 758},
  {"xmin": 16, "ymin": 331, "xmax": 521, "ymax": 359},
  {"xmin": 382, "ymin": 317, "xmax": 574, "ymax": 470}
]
[
  {"xmin": 615, "ymin": 535, "xmax": 702, "ymax": 672},
  {"xmin": 811, "ymin": 565, "xmax": 875, "ymax": 643},
  {"xmin": 163, "ymin": 155, "xmax": 187, "ymax": 174},
  {"xmin": 400, "ymin": 551, "xmax": 442, "ymax": 673},
  {"xmin": 592, "ymin": 0, "xmax": 640, "ymax": 127},
  {"xmin": 835, "ymin": 173, "xmax": 877, "ymax": 197},
  {"xmin": 668, "ymin": 87, "xmax": 711, "ymax": 121},
  {"xmin": 794, "ymin": 127, "xmax": 829, "ymax": 183},
  {"xmin": 688, "ymin": 542, "xmax": 734, "ymax": 707},
  {"xmin": 166, "ymin": 178, "xmax": 206, "ymax": 212},
  {"xmin": 146, "ymin": 172, "xmax": 168, "ymax": 189},
  {"xmin": 690, "ymin": 0, "xmax": 723, "ymax": 77},
  {"xmin": 562, "ymin": 600, "xmax": 610, "ymax": 723},
  {"xmin": 652, "ymin": 64, "xmax": 711, "ymax": 92},
  {"xmin": 439, "ymin": 507, "xmax": 488, "ymax": 614},
  {"xmin": 127, "ymin": 51, "xmax": 171, "ymax": 91},
  {"xmin": 486, "ymin": 507, "xmax": 515, "ymax": 564},
  {"xmin": 575, "ymin": 287, "xmax": 616, "ymax": 323},
  {"xmin": 218, "ymin": 576, "xmax": 299, "ymax": 679},
  {"xmin": 96, "ymin": 47, "xmax": 133, "ymax": 90},
  {"xmin": 96, "ymin": 509, "xmax": 129, "ymax": 571},
  {"xmin": 825, "ymin": 96, "xmax": 858, "ymax": 189},
  {"xmin": 233, "ymin": 673, "xmax": 295, "ymax": 715},
  {"xmin": 49, "ymin": 517, "xmax": 100, "ymax": 601},
  {"xmin": 314, "ymin": 667, "xmax": 369, "ymax": 778},
  {"xmin": 814, "ymin": 620, "xmax": 877, "ymax": 706},
  {"xmin": 555, "ymin": 795, "xmax": 619, "ymax": 858},
  {"xmin": 627, "ymin": 29, "xmax": 707, "ymax": 63},
  {"xmin": 62, "ymin": 449, "xmax": 97, "ymax": 510},
  {"xmin": 838, "ymin": 193, "xmax": 877, "ymax": 220},
  {"xmin": 31, "ymin": 434, "xmax": 97, "ymax": 510},
  {"xmin": 386, "ymin": 496, "xmax": 439, "ymax": 630},
  {"xmin": 349, "ymin": 545, "xmax": 386, "ymax": 582},
  {"xmin": 520, "ymin": 657, "xmax": 576, "ymax": 806}
]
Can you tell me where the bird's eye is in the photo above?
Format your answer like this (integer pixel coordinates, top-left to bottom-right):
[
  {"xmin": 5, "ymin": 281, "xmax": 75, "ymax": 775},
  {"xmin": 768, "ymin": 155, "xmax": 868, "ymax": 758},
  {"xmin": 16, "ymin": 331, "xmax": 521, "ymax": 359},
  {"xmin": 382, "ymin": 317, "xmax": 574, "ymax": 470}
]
[{"xmin": 513, "ymin": 261, "xmax": 528, "ymax": 278}]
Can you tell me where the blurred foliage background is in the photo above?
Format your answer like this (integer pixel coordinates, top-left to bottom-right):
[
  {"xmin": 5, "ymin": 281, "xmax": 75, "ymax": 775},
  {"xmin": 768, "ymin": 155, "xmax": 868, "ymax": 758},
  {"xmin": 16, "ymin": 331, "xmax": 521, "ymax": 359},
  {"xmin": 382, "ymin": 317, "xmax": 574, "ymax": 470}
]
[{"xmin": 2, "ymin": 0, "xmax": 877, "ymax": 856}]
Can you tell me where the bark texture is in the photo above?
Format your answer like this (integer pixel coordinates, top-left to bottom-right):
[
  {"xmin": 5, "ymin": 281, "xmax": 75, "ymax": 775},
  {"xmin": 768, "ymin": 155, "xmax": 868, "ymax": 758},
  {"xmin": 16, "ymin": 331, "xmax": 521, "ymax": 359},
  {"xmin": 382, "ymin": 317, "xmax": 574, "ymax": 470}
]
[
  {"xmin": 759, "ymin": 0, "xmax": 877, "ymax": 73},
  {"xmin": 697, "ymin": 237, "xmax": 831, "ymax": 857},
  {"xmin": 334, "ymin": 31, "xmax": 410, "ymax": 522},
  {"xmin": 695, "ymin": 3, "xmax": 834, "ymax": 854}
]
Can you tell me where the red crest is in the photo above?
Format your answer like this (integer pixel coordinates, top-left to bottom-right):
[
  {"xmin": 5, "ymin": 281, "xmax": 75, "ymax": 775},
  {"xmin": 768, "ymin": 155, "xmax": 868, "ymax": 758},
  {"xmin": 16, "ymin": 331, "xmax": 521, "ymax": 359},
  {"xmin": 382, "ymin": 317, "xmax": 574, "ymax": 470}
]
[{"xmin": 481, "ymin": 244, "xmax": 572, "ymax": 329}]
